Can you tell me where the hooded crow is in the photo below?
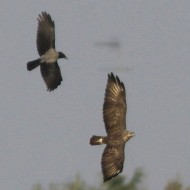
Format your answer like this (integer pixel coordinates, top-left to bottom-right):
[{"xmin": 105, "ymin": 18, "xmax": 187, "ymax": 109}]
[{"xmin": 27, "ymin": 11, "xmax": 67, "ymax": 91}]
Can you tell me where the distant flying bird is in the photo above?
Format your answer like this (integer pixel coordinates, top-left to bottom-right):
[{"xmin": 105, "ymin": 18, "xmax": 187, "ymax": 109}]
[
  {"xmin": 94, "ymin": 39, "xmax": 120, "ymax": 49},
  {"xmin": 90, "ymin": 73, "xmax": 135, "ymax": 182},
  {"xmin": 27, "ymin": 11, "xmax": 67, "ymax": 91}
]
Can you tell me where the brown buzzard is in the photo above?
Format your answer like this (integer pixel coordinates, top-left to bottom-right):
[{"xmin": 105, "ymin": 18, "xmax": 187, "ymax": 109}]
[
  {"xmin": 90, "ymin": 73, "xmax": 135, "ymax": 182},
  {"xmin": 27, "ymin": 12, "xmax": 67, "ymax": 91}
]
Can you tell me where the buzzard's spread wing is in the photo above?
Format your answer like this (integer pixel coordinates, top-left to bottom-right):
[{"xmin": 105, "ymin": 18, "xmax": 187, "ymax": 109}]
[
  {"xmin": 37, "ymin": 12, "xmax": 55, "ymax": 56},
  {"xmin": 40, "ymin": 62, "xmax": 62, "ymax": 91},
  {"xmin": 103, "ymin": 73, "xmax": 126, "ymax": 134},
  {"xmin": 101, "ymin": 144, "xmax": 125, "ymax": 182}
]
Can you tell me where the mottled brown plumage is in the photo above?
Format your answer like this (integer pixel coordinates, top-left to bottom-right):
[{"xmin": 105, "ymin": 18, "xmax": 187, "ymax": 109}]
[{"xmin": 90, "ymin": 73, "xmax": 135, "ymax": 182}]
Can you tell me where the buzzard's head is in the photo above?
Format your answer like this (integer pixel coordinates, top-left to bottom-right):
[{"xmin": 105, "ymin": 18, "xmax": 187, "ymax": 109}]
[
  {"xmin": 58, "ymin": 52, "xmax": 68, "ymax": 59},
  {"xmin": 123, "ymin": 131, "xmax": 135, "ymax": 142}
]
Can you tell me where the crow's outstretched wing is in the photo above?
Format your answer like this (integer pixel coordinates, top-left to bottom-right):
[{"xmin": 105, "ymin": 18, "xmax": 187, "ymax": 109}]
[
  {"xmin": 40, "ymin": 62, "xmax": 62, "ymax": 91},
  {"xmin": 37, "ymin": 12, "xmax": 55, "ymax": 56}
]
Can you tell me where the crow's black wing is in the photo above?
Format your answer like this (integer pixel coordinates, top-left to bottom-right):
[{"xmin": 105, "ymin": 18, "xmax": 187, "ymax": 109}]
[{"xmin": 37, "ymin": 12, "xmax": 55, "ymax": 56}]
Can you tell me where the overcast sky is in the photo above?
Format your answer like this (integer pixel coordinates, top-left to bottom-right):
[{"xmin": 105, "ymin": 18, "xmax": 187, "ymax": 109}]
[{"xmin": 0, "ymin": 1, "xmax": 190, "ymax": 190}]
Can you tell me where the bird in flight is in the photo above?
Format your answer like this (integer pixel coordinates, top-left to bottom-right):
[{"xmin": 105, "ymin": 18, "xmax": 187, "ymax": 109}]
[
  {"xmin": 27, "ymin": 11, "xmax": 67, "ymax": 91},
  {"xmin": 90, "ymin": 73, "xmax": 135, "ymax": 182}
]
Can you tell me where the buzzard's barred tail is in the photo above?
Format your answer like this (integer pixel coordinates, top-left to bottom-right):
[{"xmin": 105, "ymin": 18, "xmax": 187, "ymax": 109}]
[
  {"xmin": 27, "ymin": 59, "xmax": 41, "ymax": 71},
  {"xmin": 90, "ymin": 135, "xmax": 107, "ymax": 145}
]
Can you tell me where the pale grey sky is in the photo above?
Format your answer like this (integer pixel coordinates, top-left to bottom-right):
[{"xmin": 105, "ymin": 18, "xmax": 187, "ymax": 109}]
[{"xmin": 0, "ymin": 1, "xmax": 190, "ymax": 190}]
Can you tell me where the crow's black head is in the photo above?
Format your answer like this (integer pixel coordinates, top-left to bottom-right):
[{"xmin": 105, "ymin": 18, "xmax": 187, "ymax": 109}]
[{"xmin": 58, "ymin": 52, "xmax": 68, "ymax": 59}]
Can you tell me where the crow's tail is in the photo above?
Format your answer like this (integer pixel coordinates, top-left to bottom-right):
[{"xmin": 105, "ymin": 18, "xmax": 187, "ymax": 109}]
[{"xmin": 27, "ymin": 59, "xmax": 41, "ymax": 71}]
